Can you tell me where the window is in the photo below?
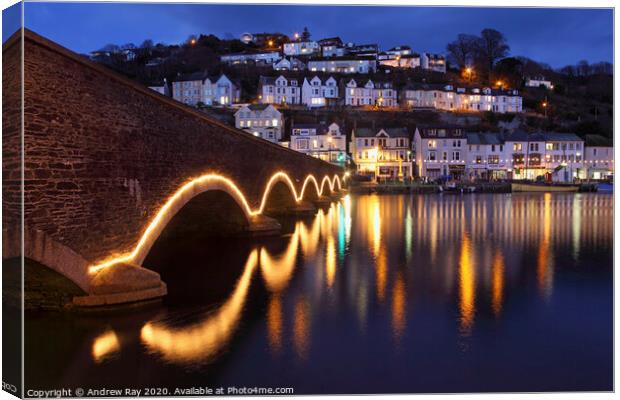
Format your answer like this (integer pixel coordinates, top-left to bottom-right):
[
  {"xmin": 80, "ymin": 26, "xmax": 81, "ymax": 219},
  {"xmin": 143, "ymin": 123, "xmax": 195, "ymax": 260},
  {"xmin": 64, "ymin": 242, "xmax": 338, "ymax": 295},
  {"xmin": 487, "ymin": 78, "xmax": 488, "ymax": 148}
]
[
  {"xmin": 428, "ymin": 140, "xmax": 437, "ymax": 149},
  {"xmin": 272, "ymin": 119, "xmax": 278, "ymax": 127},
  {"xmin": 488, "ymin": 155, "xmax": 499, "ymax": 164},
  {"xmin": 476, "ymin": 156, "xmax": 482, "ymax": 164},
  {"xmin": 429, "ymin": 151, "xmax": 436, "ymax": 161},
  {"xmin": 546, "ymin": 143, "xmax": 553, "ymax": 150},
  {"xmin": 452, "ymin": 151, "xmax": 460, "ymax": 161},
  {"xmin": 513, "ymin": 143, "xmax": 522, "ymax": 151},
  {"xmin": 297, "ymin": 139, "xmax": 309, "ymax": 150}
]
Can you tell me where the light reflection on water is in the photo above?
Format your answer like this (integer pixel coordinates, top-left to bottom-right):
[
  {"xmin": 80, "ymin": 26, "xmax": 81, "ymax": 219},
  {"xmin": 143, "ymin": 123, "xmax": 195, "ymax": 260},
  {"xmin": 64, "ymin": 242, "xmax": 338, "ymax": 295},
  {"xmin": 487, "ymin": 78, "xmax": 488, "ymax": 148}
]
[{"xmin": 25, "ymin": 193, "xmax": 613, "ymax": 393}]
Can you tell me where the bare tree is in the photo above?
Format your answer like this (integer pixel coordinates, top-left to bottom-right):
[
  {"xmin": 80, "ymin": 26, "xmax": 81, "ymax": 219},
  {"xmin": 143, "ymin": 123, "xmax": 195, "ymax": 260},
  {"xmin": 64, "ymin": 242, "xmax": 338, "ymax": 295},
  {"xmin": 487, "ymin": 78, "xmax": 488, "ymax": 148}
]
[
  {"xmin": 475, "ymin": 29, "xmax": 510, "ymax": 79},
  {"xmin": 446, "ymin": 34, "xmax": 478, "ymax": 68}
]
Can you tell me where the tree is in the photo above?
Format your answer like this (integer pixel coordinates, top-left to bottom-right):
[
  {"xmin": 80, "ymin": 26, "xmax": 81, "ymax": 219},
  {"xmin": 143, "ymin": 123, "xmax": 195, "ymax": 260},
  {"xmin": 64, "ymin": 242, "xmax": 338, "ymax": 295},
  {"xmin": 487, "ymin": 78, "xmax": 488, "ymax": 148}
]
[
  {"xmin": 576, "ymin": 60, "xmax": 590, "ymax": 76},
  {"xmin": 301, "ymin": 27, "xmax": 311, "ymax": 41},
  {"xmin": 100, "ymin": 43, "xmax": 120, "ymax": 52},
  {"xmin": 475, "ymin": 29, "xmax": 510, "ymax": 80},
  {"xmin": 140, "ymin": 39, "xmax": 154, "ymax": 49},
  {"xmin": 446, "ymin": 34, "xmax": 478, "ymax": 68}
]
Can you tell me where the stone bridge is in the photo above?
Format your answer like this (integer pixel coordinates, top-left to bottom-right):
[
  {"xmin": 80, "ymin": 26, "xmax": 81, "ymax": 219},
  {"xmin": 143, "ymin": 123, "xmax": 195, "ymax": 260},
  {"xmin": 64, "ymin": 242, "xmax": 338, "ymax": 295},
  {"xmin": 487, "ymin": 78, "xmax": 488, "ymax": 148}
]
[{"xmin": 2, "ymin": 30, "xmax": 345, "ymax": 307}]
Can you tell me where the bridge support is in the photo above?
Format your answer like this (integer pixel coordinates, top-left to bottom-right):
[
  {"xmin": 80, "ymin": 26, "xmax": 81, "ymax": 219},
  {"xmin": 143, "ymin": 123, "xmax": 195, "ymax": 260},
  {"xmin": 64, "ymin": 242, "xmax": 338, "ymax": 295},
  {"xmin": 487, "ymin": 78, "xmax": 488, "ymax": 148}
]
[
  {"xmin": 312, "ymin": 196, "xmax": 332, "ymax": 208},
  {"xmin": 73, "ymin": 263, "xmax": 167, "ymax": 307},
  {"xmin": 245, "ymin": 215, "xmax": 282, "ymax": 237}
]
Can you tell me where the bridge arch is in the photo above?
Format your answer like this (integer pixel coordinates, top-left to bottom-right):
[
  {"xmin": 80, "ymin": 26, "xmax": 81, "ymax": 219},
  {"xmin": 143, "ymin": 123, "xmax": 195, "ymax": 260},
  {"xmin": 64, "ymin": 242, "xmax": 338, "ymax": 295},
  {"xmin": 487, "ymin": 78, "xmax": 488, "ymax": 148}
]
[
  {"xmin": 3, "ymin": 228, "xmax": 92, "ymax": 292},
  {"xmin": 89, "ymin": 172, "xmax": 344, "ymax": 274}
]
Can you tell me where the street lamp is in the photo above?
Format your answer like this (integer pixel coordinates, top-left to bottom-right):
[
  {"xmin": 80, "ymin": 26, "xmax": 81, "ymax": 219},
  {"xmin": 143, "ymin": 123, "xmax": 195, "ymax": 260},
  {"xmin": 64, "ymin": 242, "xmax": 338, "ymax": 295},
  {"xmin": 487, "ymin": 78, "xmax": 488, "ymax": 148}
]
[
  {"xmin": 542, "ymin": 99, "xmax": 548, "ymax": 117},
  {"xmin": 465, "ymin": 67, "xmax": 472, "ymax": 82}
]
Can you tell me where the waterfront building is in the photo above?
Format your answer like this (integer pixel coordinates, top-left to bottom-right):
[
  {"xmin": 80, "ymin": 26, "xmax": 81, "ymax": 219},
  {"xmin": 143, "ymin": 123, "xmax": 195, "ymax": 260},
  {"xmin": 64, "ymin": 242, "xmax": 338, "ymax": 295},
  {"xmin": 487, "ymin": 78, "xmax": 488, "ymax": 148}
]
[
  {"xmin": 283, "ymin": 40, "xmax": 320, "ymax": 56},
  {"xmin": 342, "ymin": 78, "xmax": 398, "ymax": 108},
  {"xmin": 234, "ymin": 104, "xmax": 283, "ymax": 142},
  {"xmin": 413, "ymin": 126, "xmax": 467, "ymax": 180},
  {"xmin": 400, "ymin": 83, "xmax": 522, "ymax": 113},
  {"xmin": 258, "ymin": 75, "xmax": 301, "ymax": 105},
  {"xmin": 273, "ymin": 57, "xmax": 306, "ymax": 71},
  {"xmin": 289, "ymin": 123, "xmax": 347, "ymax": 165},
  {"xmin": 308, "ymin": 56, "xmax": 377, "ymax": 74},
  {"xmin": 301, "ymin": 76, "xmax": 339, "ymax": 108},
  {"xmin": 503, "ymin": 131, "xmax": 585, "ymax": 182},
  {"xmin": 465, "ymin": 132, "xmax": 507, "ymax": 180},
  {"xmin": 584, "ymin": 134, "xmax": 614, "ymax": 180},
  {"xmin": 220, "ymin": 51, "xmax": 281, "ymax": 65},
  {"xmin": 351, "ymin": 127, "xmax": 413, "ymax": 180}
]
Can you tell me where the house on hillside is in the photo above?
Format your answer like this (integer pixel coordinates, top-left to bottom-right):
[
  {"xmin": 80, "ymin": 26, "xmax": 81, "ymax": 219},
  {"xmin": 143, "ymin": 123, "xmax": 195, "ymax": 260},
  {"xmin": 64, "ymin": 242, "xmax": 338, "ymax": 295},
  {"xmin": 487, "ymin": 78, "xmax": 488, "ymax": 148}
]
[{"xmin": 234, "ymin": 104, "xmax": 283, "ymax": 143}]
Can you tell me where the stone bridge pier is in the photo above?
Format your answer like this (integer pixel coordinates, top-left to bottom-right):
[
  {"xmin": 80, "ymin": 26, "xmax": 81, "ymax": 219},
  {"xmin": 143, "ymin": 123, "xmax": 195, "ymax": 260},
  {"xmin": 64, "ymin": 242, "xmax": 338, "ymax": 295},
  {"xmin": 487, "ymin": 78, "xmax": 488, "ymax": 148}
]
[{"xmin": 2, "ymin": 30, "xmax": 345, "ymax": 307}]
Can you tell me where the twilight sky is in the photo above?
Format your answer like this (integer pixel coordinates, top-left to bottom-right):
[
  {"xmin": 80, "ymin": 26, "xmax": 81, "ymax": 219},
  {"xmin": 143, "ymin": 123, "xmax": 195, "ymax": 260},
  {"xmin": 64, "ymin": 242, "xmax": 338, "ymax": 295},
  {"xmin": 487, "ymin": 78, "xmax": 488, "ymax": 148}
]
[{"xmin": 5, "ymin": 3, "xmax": 614, "ymax": 68}]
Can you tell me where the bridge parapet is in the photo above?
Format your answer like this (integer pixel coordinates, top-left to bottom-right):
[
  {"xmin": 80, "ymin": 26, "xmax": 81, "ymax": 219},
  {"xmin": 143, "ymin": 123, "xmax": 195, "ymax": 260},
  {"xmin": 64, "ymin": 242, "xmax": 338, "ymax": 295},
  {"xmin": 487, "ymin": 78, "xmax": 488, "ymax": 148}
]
[{"xmin": 2, "ymin": 30, "xmax": 344, "ymax": 307}]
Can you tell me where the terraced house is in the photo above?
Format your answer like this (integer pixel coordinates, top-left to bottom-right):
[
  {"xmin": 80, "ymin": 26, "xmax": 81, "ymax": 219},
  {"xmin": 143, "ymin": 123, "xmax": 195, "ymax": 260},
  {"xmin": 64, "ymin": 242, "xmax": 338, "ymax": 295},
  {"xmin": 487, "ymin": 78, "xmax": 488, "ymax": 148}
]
[
  {"xmin": 258, "ymin": 75, "xmax": 301, "ymax": 105},
  {"xmin": 342, "ymin": 78, "xmax": 398, "ymax": 107},
  {"xmin": 350, "ymin": 127, "xmax": 413, "ymax": 180}
]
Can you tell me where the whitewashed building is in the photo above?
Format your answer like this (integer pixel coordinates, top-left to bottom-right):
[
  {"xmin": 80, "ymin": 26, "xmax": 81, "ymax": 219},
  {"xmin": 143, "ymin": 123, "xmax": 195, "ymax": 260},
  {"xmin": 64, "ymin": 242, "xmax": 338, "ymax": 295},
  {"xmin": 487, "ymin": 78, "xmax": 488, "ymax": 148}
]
[
  {"xmin": 308, "ymin": 56, "xmax": 377, "ymax": 74},
  {"xmin": 584, "ymin": 135, "xmax": 614, "ymax": 180},
  {"xmin": 172, "ymin": 72, "xmax": 240, "ymax": 106},
  {"xmin": 273, "ymin": 57, "xmax": 306, "ymax": 71},
  {"xmin": 465, "ymin": 132, "xmax": 507, "ymax": 180},
  {"xmin": 421, "ymin": 53, "xmax": 447, "ymax": 73},
  {"xmin": 351, "ymin": 127, "xmax": 413, "ymax": 180},
  {"xmin": 301, "ymin": 76, "xmax": 339, "ymax": 108},
  {"xmin": 234, "ymin": 104, "xmax": 284, "ymax": 143},
  {"xmin": 378, "ymin": 53, "xmax": 421, "ymax": 69},
  {"xmin": 290, "ymin": 123, "xmax": 346, "ymax": 165},
  {"xmin": 318, "ymin": 37, "xmax": 346, "ymax": 57},
  {"xmin": 258, "ymin": 75, "xmax": 301, "ymax": 105},
  {"xmin": 401, "ymin": 83, "xmax": 522, "ymax": 113},
  {"xmin": 343, "ymin": 78, "xmax": 397, "ymax": 107},
  {"xmin": 220, "ymin": 51, "xmax": 281, "ymax": 65},
  {"xmin": 525, "ymin": 76, "xmax": 554, "ymax": 89},
  {"xmin": 283, "ymin": 41, "xmax": 320, "ymax": 56},
  {"xmin": 413, "ymin": 126, "xmax": 467, "ymax": 180}
]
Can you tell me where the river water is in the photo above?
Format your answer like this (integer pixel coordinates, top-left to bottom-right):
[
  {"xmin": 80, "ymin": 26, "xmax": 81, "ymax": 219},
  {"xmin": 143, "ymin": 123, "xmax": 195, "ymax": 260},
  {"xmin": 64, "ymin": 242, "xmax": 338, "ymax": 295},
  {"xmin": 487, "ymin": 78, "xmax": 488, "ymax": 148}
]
[{"xmin": 25, "ymin": 193, "xmax": 613, "ymax": 394}]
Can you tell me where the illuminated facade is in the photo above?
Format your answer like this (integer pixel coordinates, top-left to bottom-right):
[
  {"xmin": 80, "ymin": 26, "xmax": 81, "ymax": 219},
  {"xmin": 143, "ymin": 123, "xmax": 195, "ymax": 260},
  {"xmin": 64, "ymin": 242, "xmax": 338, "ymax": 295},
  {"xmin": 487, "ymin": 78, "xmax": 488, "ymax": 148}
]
[
  {"xmin": 283, "ymin": 40, "xmax": 320, "ymax": 56},
  {"xmin": 413, "ymin": 126, "xmax": 467, "ymax": 180},
  {"xmin": 584, "ymin": 134, "xmax": 614, "ymax": 180},
  {"xmin": 290, "ymin": 123, "xmax": 347, "ymax": 166},
  {"xmin": 259, "ymin": 75, "xmax": 301, "ymax": 105},
  {"xmin": 343, "ymin": 78, "xmax": 398, "ymax": 107},
  {"xmin": 301, "ymin": 76, "xmax": 339, "ymax": 108},
  {"xmin": 308, "ymin": 56, "xmax": 377, "ymax": 74},
  {"xmin": 401, "ymin": 83, "xmax": 522, "ymax": 113},
  {"xmin": 351, "ymin": 127, "xmax": 413, "ymax": 180},
  {"xmin": 234, "ymin": 104, "xmax": 283, "ymax": 142},
  {"xmin": 172, "ymin": 72, "xmax": 240, "ymax": 106}
]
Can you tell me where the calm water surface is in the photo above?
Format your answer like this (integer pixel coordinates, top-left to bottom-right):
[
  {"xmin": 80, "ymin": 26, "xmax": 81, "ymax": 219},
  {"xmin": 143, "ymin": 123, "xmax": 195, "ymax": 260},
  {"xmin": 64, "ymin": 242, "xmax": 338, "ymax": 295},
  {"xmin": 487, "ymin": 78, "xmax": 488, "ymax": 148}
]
[{"xmin": 25, "ymin": 193, "xmax": 613, "ymax": 393}]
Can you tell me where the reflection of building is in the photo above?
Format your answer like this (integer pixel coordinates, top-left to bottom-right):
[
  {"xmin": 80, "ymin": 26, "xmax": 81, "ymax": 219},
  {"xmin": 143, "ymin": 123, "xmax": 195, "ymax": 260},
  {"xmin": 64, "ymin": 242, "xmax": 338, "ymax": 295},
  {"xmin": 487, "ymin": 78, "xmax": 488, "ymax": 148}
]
[
  {"xmin": 584, "ymin": 134, "xmax": 614, "ymax": 180},
  {"xmin": 351, "ymin": 127, "xmax": 413, "ymax": 180},
  {"xmin": 414, "ymin": 126, "xmax": 466, "ymax": 180},
  {"xmin": 289, "ymin": 123, "xmax": 346, "ymax": 166},
  {"xmin": 234, "ymin": 104, "xmax": 283, "ymax": 142}
]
